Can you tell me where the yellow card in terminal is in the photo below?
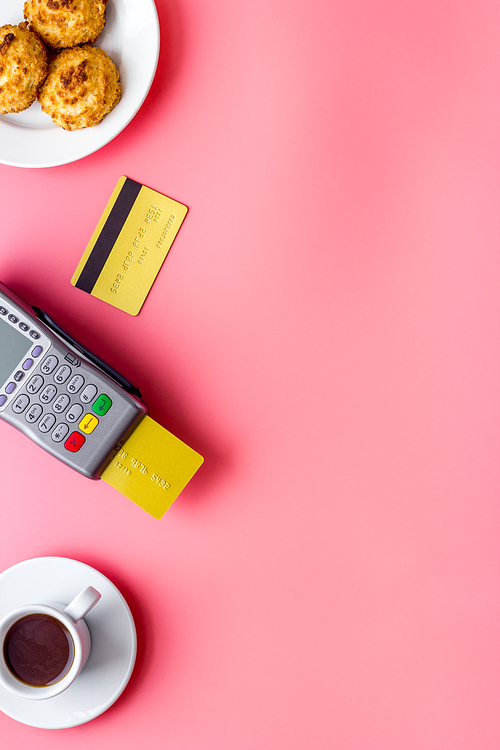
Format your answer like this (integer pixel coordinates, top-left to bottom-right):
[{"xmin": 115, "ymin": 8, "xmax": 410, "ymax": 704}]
[
  {"xmin": 100, "ymin": 416, "xmax": 204, "ymax": 519},
  {"xmin": 71, "ymin": 177, "xmax": 188, "ymax": 315}
]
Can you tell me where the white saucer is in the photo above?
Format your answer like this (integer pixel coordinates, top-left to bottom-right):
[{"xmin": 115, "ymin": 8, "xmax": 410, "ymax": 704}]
[
  {"xmin": 0, "ymin": 556, "xmax": 136, "ymax": 729},
  {"xmin": 0, "ymin": 0, "xmax": 160, "ymax": 168}
]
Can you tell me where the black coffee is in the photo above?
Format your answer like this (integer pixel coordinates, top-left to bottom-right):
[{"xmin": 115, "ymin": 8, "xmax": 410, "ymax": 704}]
[{"xmin": 3, "ymin": 614, "xmax": 74, "ymax": 687}]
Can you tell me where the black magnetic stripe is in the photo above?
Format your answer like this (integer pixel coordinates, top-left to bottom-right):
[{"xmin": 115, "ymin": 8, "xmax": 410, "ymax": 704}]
[{"xmin": 75, "ymin": 178, "xmax": 143, "ymax": 293}]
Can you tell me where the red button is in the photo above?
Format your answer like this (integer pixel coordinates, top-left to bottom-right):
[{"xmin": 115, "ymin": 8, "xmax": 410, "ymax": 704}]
[{"xmin": 64, "ymin": 432, "xmax": 86, "ymax": 452}]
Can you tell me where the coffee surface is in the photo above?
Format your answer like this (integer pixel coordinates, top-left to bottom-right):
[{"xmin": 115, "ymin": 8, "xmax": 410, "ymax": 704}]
[{"xmin": 4, "ymin": 614, "xmax": 74, "ymax": 686}]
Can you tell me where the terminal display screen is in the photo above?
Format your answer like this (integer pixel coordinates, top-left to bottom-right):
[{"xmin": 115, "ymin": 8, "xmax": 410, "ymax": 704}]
[{"xmin": 0, "ymin": 317, "xmax": 31, "ymax": 385}]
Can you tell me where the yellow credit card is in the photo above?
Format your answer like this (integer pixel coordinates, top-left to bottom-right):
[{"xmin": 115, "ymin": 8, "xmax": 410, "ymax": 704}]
[
  {"xmin": 71, "ymin": 176, "xmax": 188, "ymax": 315},
  {"xmin": 100, "ymin": 416, "xmax": 203, "ymax": 518}
]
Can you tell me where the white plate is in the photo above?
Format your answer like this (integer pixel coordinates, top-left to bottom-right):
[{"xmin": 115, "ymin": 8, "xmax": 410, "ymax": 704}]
[
  {"xmin": 0, "ymin": 0, "xmax": 160, "ymax": 168},
  {"xmin": 0, "ymin": 556, "xmax": 137, "ymax": 728}
]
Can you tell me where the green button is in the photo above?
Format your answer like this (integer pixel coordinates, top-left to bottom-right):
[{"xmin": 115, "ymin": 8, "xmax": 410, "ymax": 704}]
[{"xmin": 92, "ymin": 393, "xmax": 112, "ymax": 416}]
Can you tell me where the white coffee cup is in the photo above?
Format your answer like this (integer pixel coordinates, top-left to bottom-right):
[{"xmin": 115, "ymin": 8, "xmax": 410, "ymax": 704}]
[{"xmin": 0, "ymin": 586, "xmax": 101, "ymax": 700}]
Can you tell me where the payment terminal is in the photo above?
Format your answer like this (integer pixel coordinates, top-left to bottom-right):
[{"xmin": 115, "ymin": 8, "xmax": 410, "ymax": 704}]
[{"xmin": 0, "ymin": 280, "xmax": 148, "ymax": 479}]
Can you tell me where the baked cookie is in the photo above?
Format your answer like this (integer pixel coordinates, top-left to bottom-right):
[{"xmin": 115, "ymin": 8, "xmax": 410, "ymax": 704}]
[
  {"xmin": 24, "ymin": 0, "xmax": 107, "ymax": 49},
  {"xmin": 0, "ymin": 23, "xmax": 48, "ymax": 114},
  {"xmin": 38, "ymin": 45, "xmax": 121, "ymax": 130}
]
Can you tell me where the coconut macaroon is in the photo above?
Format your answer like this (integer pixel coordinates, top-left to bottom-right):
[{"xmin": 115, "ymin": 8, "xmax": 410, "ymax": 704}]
[
  {"xmin": 0, "ymin": 23, "xmax": 48, "ymax": 114},
  {"xmin": 38, "ymin": 45, "xmax": 121, "ymax": 130},
  {"xmin": 24, "ymin": 0, "xmax": 107, "ymax": 49}
]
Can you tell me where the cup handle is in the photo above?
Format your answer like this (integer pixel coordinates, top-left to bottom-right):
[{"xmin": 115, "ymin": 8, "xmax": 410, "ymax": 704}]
[{"xmin": 64, "ymin": 586, "xmax": 101, "ymax": 622}]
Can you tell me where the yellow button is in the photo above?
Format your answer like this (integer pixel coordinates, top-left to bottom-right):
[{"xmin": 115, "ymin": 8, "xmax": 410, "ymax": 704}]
[{"xmin": 79, "ymin": 413, "xmax": 99, "ymax": 434}]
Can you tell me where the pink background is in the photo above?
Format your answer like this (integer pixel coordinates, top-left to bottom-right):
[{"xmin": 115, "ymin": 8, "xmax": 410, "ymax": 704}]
[{"xmin": 1, "ymin": 0, "xmax": 500, "ymax": 746}]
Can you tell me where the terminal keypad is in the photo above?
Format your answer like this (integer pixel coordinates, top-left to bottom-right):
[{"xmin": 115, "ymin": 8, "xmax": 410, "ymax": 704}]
[{"xmin": 18, "ymin": 354, "xmax": 112, "ymax": 453}]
